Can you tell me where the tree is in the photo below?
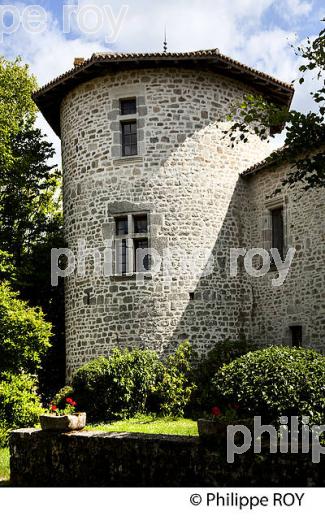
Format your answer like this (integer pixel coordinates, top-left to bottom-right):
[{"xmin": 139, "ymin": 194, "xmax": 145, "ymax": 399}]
[
  {"xmin": 0, "ymin": 56, "xmax": 65, "ymax": 395},
  {"xmin": 0, "ymin": 282, "xmax": 52, "ymax": 375},
  {"xmin": 0, "ymin": 127, "xmax": 62, "ymax": 268},
  {"xmin": 0, "ymin": 57, "xmax": 37, "ymax": 172},
  {"xmin": 227, "ymin": 22, "xmax": 325, "ymax": 190}
]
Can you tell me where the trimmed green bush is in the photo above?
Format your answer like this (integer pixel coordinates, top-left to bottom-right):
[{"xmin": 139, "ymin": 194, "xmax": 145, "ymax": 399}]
[
  {"xmin": 191, "ymin": 339, "xmax": 255, "ymax": 411},
  {"xmin": 0, "ymin": 282, "xmax": 52, "ymax": 374},
  {"xmin": 72, "ymin": 349, "xmax": 161, "ymax": 421},
  {"xmin": 150, "ymin": 341, "xmax": 196, "ymax": 417},
  {"xmin": 211, "ymin": 346, "xmax": 325, "ymax": 423},
  {"xmin": 0, "ymin": 373, "xmax": 43, "ymax": 446}
]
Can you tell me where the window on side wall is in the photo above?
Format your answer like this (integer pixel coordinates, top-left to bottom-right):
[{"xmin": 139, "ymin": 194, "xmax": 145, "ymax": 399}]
[
  {"xmin": 290, "ymin": 325, "xmax": 303, "ymax": 347},
  {"xmin": 271, "ymin": 207, "xmax": 284, "ymax": 260}
]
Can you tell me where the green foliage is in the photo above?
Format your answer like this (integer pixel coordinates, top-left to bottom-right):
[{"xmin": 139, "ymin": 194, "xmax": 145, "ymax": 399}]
[
  {"xmin": 226, "ymin": 23, "xmax": 325, "ymax": 190},
  {"xmin": 0, "ymin": 373, "xmax": 42, "ymax": 436},
  {"xmin": 0, "ymin": 250, "xmax": 16, "ymax": 283},
  {"xmin": 150, "ymin": 341, "xmax": 196, "ymax": 417},
  {"xmin": 0, "ymin": 282, "xmax": 52, "ymax": 375},
  {"xmin": 212, "ymin": 346, "xmax": 325, "ymax": 423},
  {"xmin": 0, "ymin": 57, "xmax": 64, "ymax": 397},
  {"xmin": 0, "ymin": 57, "xmax": 37, "ymax": 172},
  {"xmin": 192, "ymin": 339, "xmax": 255, "ymax": 411},
  {"xmin": 71, "ymin": 343, "xmax": 197, "ymax": 420},
  {"xmin": 72, "ymin": 349, "xmax": 161, "ymax": 421},
  {"xmin": 0, "ymin": 128, "xmax": 60, "ymax": 265}
]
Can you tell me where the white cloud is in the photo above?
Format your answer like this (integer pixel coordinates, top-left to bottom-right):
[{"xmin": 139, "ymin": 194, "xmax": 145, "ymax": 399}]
[
  {"xmin": 236, "ymin": 29, "xmax": 298, "ymax": 82},
  {"xmin": 0, "ymin": 0, "xmax": 319, "ymax": 164},
  {"xmin": 279, "ymin": 0, "xmax": 313, "ymax": 18}
]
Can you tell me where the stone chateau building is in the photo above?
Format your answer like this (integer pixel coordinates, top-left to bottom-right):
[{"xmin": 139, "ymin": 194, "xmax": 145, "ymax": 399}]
[{"xmin": 33, "ymin": 50, "xmax": 325, "ymax": 379}]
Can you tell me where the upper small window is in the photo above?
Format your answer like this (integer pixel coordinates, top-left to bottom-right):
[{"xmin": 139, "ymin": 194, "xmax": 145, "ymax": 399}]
[{"xmin": 120, "ymin": 98, "xmax": 137, "ymax": 116}]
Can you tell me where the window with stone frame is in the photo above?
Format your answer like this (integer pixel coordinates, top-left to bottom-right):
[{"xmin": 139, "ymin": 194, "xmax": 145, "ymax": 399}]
[
  {"xmin": 271, "ymin": 206, "xmax": 284, "ymax": 259},
  {"xmin": 121, "ymin": 120, "xmax": 138, "ymax": 157},
  {"xmin": 114, "ymin": 213, "xmax": 150, "ymax": 274},
  {"xmin": 263, "ymin": 201, "xmax": 286, "ymax": 267},
  {"xmin": 120, "ymin": 98, "xmax": 138, "ymax": 157}
]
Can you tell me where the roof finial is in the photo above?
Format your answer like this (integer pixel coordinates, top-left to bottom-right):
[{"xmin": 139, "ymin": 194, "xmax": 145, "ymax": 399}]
[{"xmin": 163, "ymin": 25, "xmax": 168, "ymax": 53}]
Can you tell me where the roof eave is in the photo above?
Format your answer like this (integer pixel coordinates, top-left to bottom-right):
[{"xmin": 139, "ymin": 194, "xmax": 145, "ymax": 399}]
[{"xmin": 33, "ymin": 52, "xmax": 294, "ymax": 138}]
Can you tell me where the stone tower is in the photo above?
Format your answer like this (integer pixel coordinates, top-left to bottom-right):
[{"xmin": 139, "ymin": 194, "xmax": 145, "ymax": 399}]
[{"xmin": 34, "ymin": 50, "xmax": 293, "ymax": 379}]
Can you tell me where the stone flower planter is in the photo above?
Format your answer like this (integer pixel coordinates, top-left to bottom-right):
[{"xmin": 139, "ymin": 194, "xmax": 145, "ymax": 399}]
[
  {"xmin": 40, "ymin": 412, "xmax": 86, "ymax": 432},
  {"xmin": 198, "ymin": 418, "xmax": 252, "ymax": 442},
  {"xmin": 198, "ymin": 418, "xmax": 228, "ymax": 438}
]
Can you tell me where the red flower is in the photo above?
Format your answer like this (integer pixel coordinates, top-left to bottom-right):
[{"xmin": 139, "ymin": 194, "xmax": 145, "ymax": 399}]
[
  {"xmin": 211, "ymin": 406, "xmax": 222, "ymax": 417},
  {"xmin": 51, "ymin": 405, "xmax": 57, "ymax": 412},
  {"xmin": 66, "ymin": 397, "xmax": 73, "ymax": 404}
]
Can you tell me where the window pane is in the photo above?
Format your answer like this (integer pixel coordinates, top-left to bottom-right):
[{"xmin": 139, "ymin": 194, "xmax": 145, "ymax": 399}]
[
  {"xmin": 122, "ymin": 121, "xmax": 137, "ymax": 157},
  {"xmin": 134, "ymin": 238, "xmax": 150, "ymax": 272},
  {"xmin": 134, "ymin": 215, "xmax": 148, "ymax": 234},
  {"xmin": 120, "ymin": 98, "xmax": 136, "ymax": 115},
  {"xmin": 271, "ymin": 207, "xmax": 284, "ymax": 259},
  {"xmin": 115, "ymin": 217, "xmax": 128, "ymax": 235}
]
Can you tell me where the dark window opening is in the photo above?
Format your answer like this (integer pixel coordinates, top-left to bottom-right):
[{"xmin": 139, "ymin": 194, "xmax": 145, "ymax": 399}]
[
  {"xmin": 271, "ymin": 207, "xmax": 284, "ymax": 259},
  {"xmin": 134, "ymin": 214, "xmax": 148, "ymax": 234},
  {"xmin": 115, "ymin": 216, "xmax": 128, "ymax": 236},
  {"xmin": 121, "ymin": 121, "xmax": 137, "ymax": 157},
  {"xmin": 290, "ymin": 326, "xmax": 303, "ymax": 347},
  {"xmin": 134, "ymin": 238, "xmax": 150, "ymax": 272},
  {"xmin": 120, "ymin": 98, "xmax": 136, "ymax": 115},
  {"xmin": 189, "ymin": 292, "xmax": 195, "ymax": 301}
]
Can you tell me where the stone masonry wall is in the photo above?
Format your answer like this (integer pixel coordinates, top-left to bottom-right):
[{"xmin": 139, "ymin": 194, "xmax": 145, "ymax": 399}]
[
  {"xmin": 243, "ymin": 163, "xmax": 325, "ymax": 351},
  {"xmin": 10, "ymin": 428, "xmax": 325, "ymax": 486},
  {"xmin": 60, "ymin": 66, "xmax": 270, "ymax": 379}
]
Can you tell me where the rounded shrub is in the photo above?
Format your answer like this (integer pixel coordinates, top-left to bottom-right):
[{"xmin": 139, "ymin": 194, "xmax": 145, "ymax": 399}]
[
  {"xmin": 72, "ymin": 348, "xmax": 161, "ymax": 421},
  {"xmin": 149, "ymin": 340, "xmax": 196, "ymax": 417},
  {"xmin": 191, "ymin": 339, "xmax": 255, "ymax": 411},
  {"xmin": 0, "ymin": 373, "xmax": 43, "ymax": 430},
  {"xmin": 211, "ymin": 346, "xmax": 325, "ymax": 423}
]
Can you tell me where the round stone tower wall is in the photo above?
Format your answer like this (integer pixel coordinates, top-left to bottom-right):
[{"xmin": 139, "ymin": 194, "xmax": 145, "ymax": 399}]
[{"xmin": 60, "ymin": 66, "xmax": 270, "ymax": 379}]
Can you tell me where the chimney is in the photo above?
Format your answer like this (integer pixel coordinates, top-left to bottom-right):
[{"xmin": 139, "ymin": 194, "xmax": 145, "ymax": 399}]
[{"xmin": 74, "ymin": 57, "xmax": 85, "ymax": 67}]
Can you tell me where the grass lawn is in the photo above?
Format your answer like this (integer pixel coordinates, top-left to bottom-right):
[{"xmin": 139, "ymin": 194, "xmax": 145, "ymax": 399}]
[
  {"xmin": 86, "ymin": 415, "xmax": 198, "ymax": 436},
  {"xmin": 0, "ymin": 448, "xmax": 10, "ymax": 483}
]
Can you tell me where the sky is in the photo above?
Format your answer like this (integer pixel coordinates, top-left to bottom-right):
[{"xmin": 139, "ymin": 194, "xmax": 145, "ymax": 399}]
[{"xmin": 0, "ymin": 0, "xmax": 324, "ymax": 165}]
